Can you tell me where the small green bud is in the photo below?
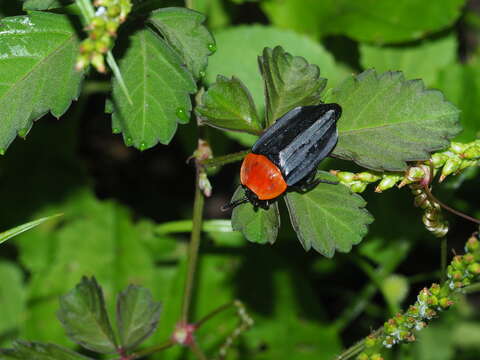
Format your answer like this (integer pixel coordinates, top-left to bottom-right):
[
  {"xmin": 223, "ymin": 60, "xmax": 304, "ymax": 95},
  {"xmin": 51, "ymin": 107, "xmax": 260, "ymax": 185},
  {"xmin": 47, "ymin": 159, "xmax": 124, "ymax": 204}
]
[
  {"xmin": 452, "ymin": 270, "xmax": 463, "ymax": 280},
  {"xmin": 406, "ymin": 166, "xmax": 425, "ymax": 181},
  {"xmin": 430, "ymin": 283, "xmax": 441, "ymax": 296},
  {"xmin": 371, "ymin": 354, "xmax": 383, "ymax": 360},
  {"xmin": 107, "ymin": 5, "xmax": 121, "ymax": 17},
  {"xmin": 467, "ymin": 262, "xmax": 480, "ymax": 275},
  {"xmin": 357, "ymin": 172, "xmax": 380, "ymax": 182},
  {"xmin": 427, "ymin": 295, "xmax": 438, "ymax": 306},
  {"xmin": 80, "ymin": 38, "xmax": 96, "ymax": 53},
  {"xmin": 466, "ymin": 236, "xmax": 479, "ymax": 252},
  {"xmin": 464, "ymin": 254, "xmax": 475, "ymax": 264},
  {"xmin": 337, "ymin": 171, "xmax": 355, "ymax": 182},
  {"xmin": 91, "ymin": 16, "xmax": 106, "ymax": 29},
  {"xmin": 441, "ymin": 157, "xmax": 462, "ymax": 178},
  {"xmin": 376, "ymin": 175, "xmax": 400, "ymax": 192},
  {"xmin": 357, "ymin": 353, "xmax": 369, "ymax": 360},
  {"xmin": 91, "ymin": 53, "xmax": 106, "ymax": 73},
  {"xmin": 106, "ymin": 20, "xmax": 119, "ymax": 35},
  {"xmin": 418, "ymin": 288, "xmax": 430, "ymax": 302},
  {"xmin": 75, "ymin": 54, "xmax": 90, "ymax": 71},
  {"xmin": 350, "ymin": 181, "xmax": 367, "ymax": 193},
  {"xmin": 431, "ymin": 153, "xmax": 448, "ymax": 168},
  {"xmin": 462, "ymin": 145, "xmax": 480, "ymax": 159},
  {"xmin": 365, "ymin": 336, "xmax": 377, "ymax": 348},
  {"xmin": 450, "ymin": 142, "xmax": 466, "ymax": 154},
  {"xmin": 452, "ymin": 255, "xmax": 464, "ymax": 270},
  {"xmin": 439, "ymin": 297, "xmax": 454, "ymax": 309}
]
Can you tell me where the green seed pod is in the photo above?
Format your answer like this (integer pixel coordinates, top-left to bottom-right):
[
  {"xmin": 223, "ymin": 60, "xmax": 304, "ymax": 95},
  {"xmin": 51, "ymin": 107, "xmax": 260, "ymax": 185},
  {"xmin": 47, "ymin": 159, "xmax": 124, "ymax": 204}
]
[
  {"xmin": 357, "ymin": 172, "xmax": 381, "ymax": 183},
  {"xmin": 376, "ymin": 176, "xmax": 400, "ymax": 191},
  {"xmin": 431, "ymin": 153, "xmax": 448, "ymax": 168},
  {"xmin": 336, "ymin": 171, "xmax": 355, "ymax": 182},
  {"xmin": 462, "ymin": 145, "xmax": 480, "ymax": 159},
  {"xmin": 467, "ymin": 262, "xmax": 480, "ymax": 275},
  {"xmin": 441, "ymin": 157, "xmax": 462, "ymax": 178},
  {"xmin": 450, "ymin": 142, "xmax": 466, "ymax": 154},
  {"xmin": 91, "ymin": 53, "xmax": 106, "ymax": 73},
  {"xmin": 350, "ymin": 181, "xmax": 367, "ymax": 193},
  {"xmin": 107, "ymin": 4, "xmax": 121, "ymax": 17}
]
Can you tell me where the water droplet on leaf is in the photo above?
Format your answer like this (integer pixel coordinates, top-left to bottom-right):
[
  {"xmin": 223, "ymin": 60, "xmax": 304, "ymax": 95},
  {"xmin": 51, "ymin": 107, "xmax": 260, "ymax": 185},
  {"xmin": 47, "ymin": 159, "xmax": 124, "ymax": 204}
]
[
  {"xmin": 125, "ymin": 136, "xmax": 133, "ymax": 146},
  {"xmin": 199, "ymin": 71, "xmax": 206, "ymax": 78},
  {"xmin": 176, "ymin": 108, "xmax": 190, "ymax": 122},
  {"xmin": 207, "ymin": 43, "xmax": 217, "ymax": 53},
  {"xmin": 0, "ymin": 148, "xmax": 5, "ymax": 156},
  {"xmin": 18, "ymin": 128, "xmax": 28, "ymax": 139},
  {"xmin": 140, "ymin": 142, "xmax": 147, "ymax": 151},
  {"xmin": 113, "ymin": 127, "xmax": 121, "ymax": 134}
]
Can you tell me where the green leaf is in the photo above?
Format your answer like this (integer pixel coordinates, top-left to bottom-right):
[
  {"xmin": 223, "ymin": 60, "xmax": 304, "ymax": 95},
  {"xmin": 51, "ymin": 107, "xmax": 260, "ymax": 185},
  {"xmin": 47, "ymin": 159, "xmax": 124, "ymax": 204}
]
[
  {"xmin": 326, "ymin": 70, "xmax": 461, "ymax": 171},
  {"xmin": 262, "ymin": 0, "xmax": 466, "ymax": 43},
  {"xmin": 231, "ymin": 186, "xmax": 280, "ymax": 245},
  {"xmin": 117, "ymin": 285, "xmax": 162, "ymax": 351},
  {"xmin": 0, "ymin": 341, "xmax": 91, "ymax": 360},
  {"xmin": 22, "ymin": 0, "xmax": 72, "ymax": 10},
  {"xmin": 259, "ymin": 46, "xmax": 327, "ymax": 126},
  {"xmin": 111, "ymin": 28, "xmax": 196, "ymax": 150},
  {"xmin": 0, "ymin": 262, "xmax": 25, "ymax": 345},
  {"xmin": 0, "ymin": 214, "xmax": 62, "ymax": 246},
  {"xmin": 206, "ymin": 25, "xmax": 338, "ymax": 141},
  {"xmin": 57, "ymin": 276, "xmax": 118, "ymax": 353},
  {"xmin": 196, "ymin": 75, "xmax": 262, "ymax": 133},
  {"xmin": 284, "ymin": 172, "xmax": 373, "ymax": 257},
  {"xmin": 0, "ymin": 12, "xmax": 83, "ymax": 153},
  {"xmin": 436, "ymin": 63, "xmax": 480, "ymax": 141},
  {"xmin": 360, "ymin": 34, "xmax": 457, "ymax": 86},
  {"xmin": 149, "ymin": 7, "xmax": 215, "ymax": 79},
  {"xmin": 15, "ymin": 190, "xmax": 162, "ymax": 346}
]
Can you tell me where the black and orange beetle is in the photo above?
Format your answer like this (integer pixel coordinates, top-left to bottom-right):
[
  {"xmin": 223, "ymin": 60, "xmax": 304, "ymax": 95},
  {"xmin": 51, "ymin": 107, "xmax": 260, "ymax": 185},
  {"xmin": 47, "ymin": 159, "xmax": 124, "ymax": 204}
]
[{"xmin": 223, "ymin": 103, "xmax": 342, "ymax": 210}]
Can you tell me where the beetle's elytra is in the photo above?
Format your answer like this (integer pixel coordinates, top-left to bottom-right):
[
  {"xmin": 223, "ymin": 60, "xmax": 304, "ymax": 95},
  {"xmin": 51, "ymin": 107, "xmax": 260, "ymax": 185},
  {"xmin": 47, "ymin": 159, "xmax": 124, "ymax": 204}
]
[{"xmin": 223, "ymin": 103, "xmax": 342, "ymax": 211}]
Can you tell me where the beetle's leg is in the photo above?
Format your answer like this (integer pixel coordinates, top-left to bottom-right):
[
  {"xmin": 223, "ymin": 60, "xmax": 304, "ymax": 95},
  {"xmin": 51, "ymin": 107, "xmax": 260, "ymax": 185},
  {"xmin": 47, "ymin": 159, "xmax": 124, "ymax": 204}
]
[{"xmin": 291, "ymin": 172, "xmax": 339, "ymax": 193}]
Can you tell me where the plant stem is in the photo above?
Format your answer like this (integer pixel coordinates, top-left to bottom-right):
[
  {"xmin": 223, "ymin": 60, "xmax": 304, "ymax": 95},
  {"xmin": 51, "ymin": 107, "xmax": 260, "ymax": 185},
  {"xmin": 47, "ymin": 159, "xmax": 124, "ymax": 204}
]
[
  {"xmin": 129, "ymin": 340, "xmax": 174, "ymax": 359},
  {"xmin": 106, "ymin": 52, "xmax": 133, "ymax": 105},
  {"xmin": 83, "ymin": 81, "xmax": 112, "ymax": 94},
  {"xmin": 190, "ymin": 341, "xmax": 208, "ymax": 360},
  {"xmin": 76, "ymin": 0, "xmax": 95, "ymax": 21},
  {"xmin": 181, "ymin": 172, "xmax": 205, "ymax": 324},
  {"xmin": 201, "ymin": 150, "xmax": 250, "ymax": 169},
  {"xmin": 465, "ymin": 283, "xmax": 480, "ymax": 293},
  {"xmin": 196, "ymin": 302, "xmax": 235, "ymax": 328},
  {"xmin": 156, "ymin": 219, "xmax": 232, "ymax": 235},
  {"xmin": 335, "ymin": 329, "xmax": 383, "ymax": 360}
]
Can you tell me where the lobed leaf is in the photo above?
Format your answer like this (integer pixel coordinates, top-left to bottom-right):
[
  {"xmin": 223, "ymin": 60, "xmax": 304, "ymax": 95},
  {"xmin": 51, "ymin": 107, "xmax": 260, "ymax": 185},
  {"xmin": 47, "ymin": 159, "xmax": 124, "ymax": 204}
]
[
  {"xmin": 0, "ymin": 341, "xmax": 90, "ymax": 360},
  {"xmin": 231, "ymin": 186, "xmax": 280, "ymax": 245},
  {"xmin": 111, "ymin": 28, "xmax": 197, "ymax": 150},
  {"xmin": 196, "ymin": 75, "xmax": 262, "ymax": 133},
  {"xmin": 259, "ymin": 46, "xmax": 327, "ymax": 126},
  {"xmin": 0, "ymin": 262, "xmax": 26, "ymax": 339},
  {"xmin": 0, "ymin": 341, "xmax": 92, "ymax": 359},
  {"xmin": 117, "ymin": 285, "xmax": 162, "ymax": 351},
  {"xmin": 285, "ymin": 172, "xmax": 373, "ymax": 257},
  {"xmin": 262, "ymin": 0, "xmax": 466, "ymax": 43},
  {"xmin": 57, "ymin": 276, "xmax": 118, "ymax": 353},
  {"xmin": 149, "ymin": 7, "xmax": 215, "ymax": 79},
  {"xmin": 326, "ymin": 70, "xmax": 461, "ymax": 171},
  {"xmin": 0, "ymin": 12, "xmax": 83, "ymax": 153}
]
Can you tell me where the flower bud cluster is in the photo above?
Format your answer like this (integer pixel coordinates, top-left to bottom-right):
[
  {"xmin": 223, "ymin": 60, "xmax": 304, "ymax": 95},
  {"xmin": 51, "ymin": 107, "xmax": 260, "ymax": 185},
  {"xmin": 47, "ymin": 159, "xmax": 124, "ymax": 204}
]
[
  {"xmin": 76, "ymin": 0, "xmax": 132, "ymax": 73},
  {"xmin": 331, "ymin": 140, "xmax": 480, "ymax": 194},
  {"xmin": 431, "ymin": 140, "xmax": 480, "ymax": 182},
  {"xmin": 357, "ymin": 234, "xmax": 480, "ymax": 359}
]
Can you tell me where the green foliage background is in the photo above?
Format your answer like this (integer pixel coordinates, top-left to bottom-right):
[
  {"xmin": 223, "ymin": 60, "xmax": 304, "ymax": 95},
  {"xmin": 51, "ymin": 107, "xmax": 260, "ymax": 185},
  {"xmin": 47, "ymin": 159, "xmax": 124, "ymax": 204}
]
[{"xmin": 0, "ymin": 0, "xmax": 479, "ymax": 359}]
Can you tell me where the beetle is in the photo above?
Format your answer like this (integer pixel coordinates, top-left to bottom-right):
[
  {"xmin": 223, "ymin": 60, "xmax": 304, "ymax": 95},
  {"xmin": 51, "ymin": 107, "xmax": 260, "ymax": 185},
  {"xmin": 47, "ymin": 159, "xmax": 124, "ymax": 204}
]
[{"xmin": 222, "ymin": 103, "xmax": 342, "ymax": 211}]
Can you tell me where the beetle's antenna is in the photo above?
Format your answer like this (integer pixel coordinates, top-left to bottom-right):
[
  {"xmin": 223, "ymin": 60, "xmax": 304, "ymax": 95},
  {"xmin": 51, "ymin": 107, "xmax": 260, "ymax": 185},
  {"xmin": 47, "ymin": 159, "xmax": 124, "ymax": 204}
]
[{"xmin": 221, "ymin": 197, "xmax": 249, "ymax": 212}]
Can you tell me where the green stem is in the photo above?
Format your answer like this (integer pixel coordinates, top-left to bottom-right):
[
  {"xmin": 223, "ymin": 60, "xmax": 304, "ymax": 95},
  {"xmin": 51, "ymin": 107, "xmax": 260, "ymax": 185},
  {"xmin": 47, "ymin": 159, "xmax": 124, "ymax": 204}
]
[
  {"xmin": 76, "ymin": 0, "xmax": 95, "ymax": 21},
  {"xmin": 181, "ymin": 173, "xmax": 205, "ymax": 324},
  {"xmin": 464, "ymin": 283, "xmax": 480, "ymax": 293},
  {"xmin": 129, "ymin": 340, "xmax": 174, "ymax": 359},
  {"xmin": 156, "ymin": 219, "xmax": 232, "ymax": 235},
  {"xmin": 195, "ymin": 302, "xmax": 235, "ymax": 328},
  {"xmin": 201, "ymin": 150, "xmax": 250, "ymax": 169},
  {"xmin": 335, "ymin": 329, "xmax": 383, "ymax": 360},
  {"xmin": 185, "ymin": 0, "xmax": 194, "ymax": 9}
]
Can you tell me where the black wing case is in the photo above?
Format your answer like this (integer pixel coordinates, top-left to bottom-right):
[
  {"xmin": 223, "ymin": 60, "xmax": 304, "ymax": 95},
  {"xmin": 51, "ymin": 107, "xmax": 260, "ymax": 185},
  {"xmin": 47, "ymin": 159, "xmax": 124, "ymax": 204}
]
[{"xmin": 252, "ymin": 104, "xmax": 341, "ymax": 186}]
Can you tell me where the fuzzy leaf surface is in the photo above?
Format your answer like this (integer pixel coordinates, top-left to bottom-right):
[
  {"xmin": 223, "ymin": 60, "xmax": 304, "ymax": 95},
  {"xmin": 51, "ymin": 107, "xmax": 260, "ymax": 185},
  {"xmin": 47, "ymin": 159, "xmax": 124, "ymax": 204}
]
[
  {"xmin": 231, "ymin": 186, "xmax": 280, "ymax": 245},
  {"xmin": 360, "ymin": 34, "xmax": 457, "ymax": 86},
  {"xmin": 0, "ymin": 341, "xmax": 91, "ymax": 360},
  {"xmin": 196, "ymin": 75, "xmax": 262, "ymax": 133},
  {"xmin": 0, "ymin": 12, "xmax": 83, "ymax": 152},
  {"xmin": 285, "ymin": 172, "xmax": 373, "ymax": 257},
  {"xmin": 57, "ymin": 277, "xmax": 117, "ymax": 353},
  {"xmin": 22, "ymin": 0, "xmax": 71, "ymax": 10},
  {"xmin": 149, "ymin": 7, "xmax": 215, "ymax": 79},
  {"xmin": 117, "ymin": 285, "xmax": 162, "ymax": 351},
  {"xmin": 259, "ymin": 46, "xmax": 327, "ymax": 126},
  {"xmin": 111, "ymin": 28, "xmax": 196, "ymax": 150},
  {"xmin": 262, "ymin": 0, "xmax": 466, "ymax": 43},
  {"xmin": 326, "ymin": 70, "xmax": 461, "ymax": 171}
]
